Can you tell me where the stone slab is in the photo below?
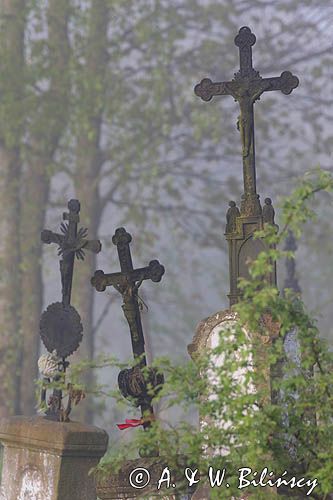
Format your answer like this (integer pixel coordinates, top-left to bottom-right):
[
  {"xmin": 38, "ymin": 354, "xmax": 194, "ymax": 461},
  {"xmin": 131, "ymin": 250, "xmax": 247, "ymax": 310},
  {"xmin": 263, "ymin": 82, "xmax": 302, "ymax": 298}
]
[
  {"xmin": 96, "ymin": 456, "xmax": 191, "ymax": 499},
  {"xmin": 0, "ymin": 416, "xmax": 108, "ymax": 500}
]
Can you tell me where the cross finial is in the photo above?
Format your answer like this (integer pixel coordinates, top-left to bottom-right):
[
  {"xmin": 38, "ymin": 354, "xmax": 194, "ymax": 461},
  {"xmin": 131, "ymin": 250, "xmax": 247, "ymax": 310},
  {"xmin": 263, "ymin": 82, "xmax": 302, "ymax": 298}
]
[
  {"xmin": 66, "ymin": 198, "xmax": 80, "ymax": 214},
  {"xmin": 112, "ymin": 227, "xmax": 133, "ymax": 274},
  {"xmin": 112, "ymin": 227, "xmax": 132, "ymax": 245},
  {"xmin": 234, "ymin": 26, "xmax": 256, "ymax": 78}
]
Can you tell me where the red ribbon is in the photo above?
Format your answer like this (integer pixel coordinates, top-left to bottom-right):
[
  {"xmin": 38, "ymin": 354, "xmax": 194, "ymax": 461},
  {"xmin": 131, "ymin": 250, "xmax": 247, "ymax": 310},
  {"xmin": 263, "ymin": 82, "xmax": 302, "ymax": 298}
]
[{"xmin": 117, "ymin": 418, "xmax": 144, "ymax": 430}]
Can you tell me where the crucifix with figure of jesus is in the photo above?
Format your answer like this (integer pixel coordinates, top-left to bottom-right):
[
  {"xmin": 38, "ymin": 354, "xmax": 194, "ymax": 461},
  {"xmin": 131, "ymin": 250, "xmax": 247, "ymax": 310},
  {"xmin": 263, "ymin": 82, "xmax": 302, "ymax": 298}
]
[
  {"xmin": 91, "ymin": 227, "xmax": 164, "ymax": 447},
  {"xmin": 195, "ymin": 26, "xmax": 299, "ymax": 305}
]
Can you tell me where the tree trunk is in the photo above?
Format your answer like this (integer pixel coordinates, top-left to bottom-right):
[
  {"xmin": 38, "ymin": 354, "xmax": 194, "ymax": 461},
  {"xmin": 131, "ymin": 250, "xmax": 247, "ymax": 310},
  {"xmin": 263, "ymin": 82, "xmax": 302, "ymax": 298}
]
[
  {"xmin": 72, "ymin": 0, "xmax": 109, "ymax": 424},
  {"xmin": 19, "ymin": 0, "xmax": 70, "ymax": 415},
  {"xmin": 0, "ymin": 148, "xmax": 22, "ymax": 416},
  {"xmin": 72, "ymin": 175, "xmax": 101, "ymax": 424},
  {"xmin": 0, "ymin": 0, "xmax": 25, "ymax": 416},
  {"xmin": 20, "ymin": 158, "xmax": 50, "ymax": 414}
]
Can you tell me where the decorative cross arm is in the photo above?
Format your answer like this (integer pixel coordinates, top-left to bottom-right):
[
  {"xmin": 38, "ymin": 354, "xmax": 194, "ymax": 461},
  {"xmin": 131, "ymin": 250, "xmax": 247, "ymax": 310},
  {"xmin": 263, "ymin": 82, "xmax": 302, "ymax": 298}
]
[
  {"xmin": 91, "ymin": 260, "xmax": 165, "ymax": 292},
  {"xmin": 41, "ymin": 228, "xmax": 101, "ymax": 260},
  {"xmin": 260, "ymin": 71, "xmax": 299, "ymax": 95},
  {"xmin": 194, "ymin": 78, "xmax": 234, "ymax": 101},
  {"xmin": 194, "ymin": 70, "xmax": 298, "ymax": 103}
]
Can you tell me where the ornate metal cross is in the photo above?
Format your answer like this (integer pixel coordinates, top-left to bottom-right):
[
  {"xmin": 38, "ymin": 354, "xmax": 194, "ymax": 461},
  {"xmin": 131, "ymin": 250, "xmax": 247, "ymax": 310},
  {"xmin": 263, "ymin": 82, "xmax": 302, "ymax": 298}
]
[
  {"xmin": 195, "ymin": 26, "xmax": 299, "ymax": 216},
  {"xmin": 39, "ymin": 199, "xmax": 101, "ymax": 420},
  {"xmin": 91, "ymin": 227, "xmax": 165, "ymax": 430},
  {"xmin": 41, "ymin": 199, "xmax": 101, "ymax": 308}
]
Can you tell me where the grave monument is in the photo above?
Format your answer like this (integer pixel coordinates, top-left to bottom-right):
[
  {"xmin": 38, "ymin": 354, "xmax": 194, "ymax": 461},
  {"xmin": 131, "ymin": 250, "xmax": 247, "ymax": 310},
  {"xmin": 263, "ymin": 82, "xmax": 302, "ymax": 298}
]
[
  {"xmin": 194, "ymin": 25, "xmax": 298, "ymax": 305},
  {"xmin": 189, "ymin": 26, "xmax": 299, "ymax": 499},
  {"xmin": 0, "ymin": 200, "xmax": 108, "ymax": 500},
  {"xmin": 91, "ymin": 228, "xmax": 179, "ymax": 499},
  {"xmin": 190, "ymin": 23, "xmax": 299, "ymax": 369},
  {"xmin": 39, "ymin": 198, "xmax": 102, "ymax": 420}
]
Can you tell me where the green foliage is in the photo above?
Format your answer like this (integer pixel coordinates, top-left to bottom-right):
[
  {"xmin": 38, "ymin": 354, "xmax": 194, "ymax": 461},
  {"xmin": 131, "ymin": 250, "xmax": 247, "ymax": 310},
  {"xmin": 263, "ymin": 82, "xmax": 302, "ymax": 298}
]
[{"xmin": 89, "ymin": 170, "xmax": 333, "ymax": 499}]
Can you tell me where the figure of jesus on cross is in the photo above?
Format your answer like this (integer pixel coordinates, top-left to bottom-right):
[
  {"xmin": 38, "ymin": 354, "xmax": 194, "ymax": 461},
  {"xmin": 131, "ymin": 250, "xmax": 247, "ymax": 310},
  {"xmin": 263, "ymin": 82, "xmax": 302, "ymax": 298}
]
[
  {"xmin": 195, "ymin": 26, "xmax": 299, "ymax": 216},
  {"xmin": 91, "ymin": 227, "xmax": 165, "ymax": 440}
]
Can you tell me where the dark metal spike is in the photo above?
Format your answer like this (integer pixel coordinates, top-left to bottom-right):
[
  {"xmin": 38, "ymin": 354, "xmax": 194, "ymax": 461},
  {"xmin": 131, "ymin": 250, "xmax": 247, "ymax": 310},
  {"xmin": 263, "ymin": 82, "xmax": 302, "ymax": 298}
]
[
  {"xmin": 60, "ymin": 222, "xmax": 68, "ymax": 234},
  {"xmin": 78, "ymin": 227, "xmax": 88, "ymax": 238},
  {"xmin": 76, "ymin": 249, "xmax": 85, "ymax": 260}
]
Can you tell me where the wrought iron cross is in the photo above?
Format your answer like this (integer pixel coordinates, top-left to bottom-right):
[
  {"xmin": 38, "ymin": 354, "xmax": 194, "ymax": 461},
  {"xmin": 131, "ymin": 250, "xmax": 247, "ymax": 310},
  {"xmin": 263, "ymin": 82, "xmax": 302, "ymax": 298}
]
[
  {"xmin": 41, "ymin": 199, "xmax": 101, "ymax": 307},
  {"xmin": 195, "ymin": 26, "xmax": 299, "ymax": 216},
  {"xmin": 91, "ymin": 227, "xmax": 165, "ymax": 430},
  {"xmin": 39, "ymin": 199, "xmax": 101, "ymax": 420}
]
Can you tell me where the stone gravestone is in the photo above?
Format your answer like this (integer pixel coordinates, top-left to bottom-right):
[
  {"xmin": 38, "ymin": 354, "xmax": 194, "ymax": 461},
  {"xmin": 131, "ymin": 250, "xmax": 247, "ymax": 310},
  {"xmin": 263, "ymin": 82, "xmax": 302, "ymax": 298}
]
[
  {"xmin": 188, "ymin": 313, "xmax": 277, "ymax": 478},
  {"xmin": 0, "ymin": 200, "xmax": 108, "ymax": 500},
  {"xmin": 188, "ymin": 26, "xmax": 299, "ymax": 499},
  {"xmin": 189, "ymin": 312, "xmax": 257, "ymax": 500}
]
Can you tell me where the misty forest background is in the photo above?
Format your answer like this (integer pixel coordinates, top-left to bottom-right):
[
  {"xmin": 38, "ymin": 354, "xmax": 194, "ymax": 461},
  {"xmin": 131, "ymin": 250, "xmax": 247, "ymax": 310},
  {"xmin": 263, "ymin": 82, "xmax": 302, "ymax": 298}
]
[{"xmin": 0, "ymin": 0, "xmax": 332, "ymax": 441}]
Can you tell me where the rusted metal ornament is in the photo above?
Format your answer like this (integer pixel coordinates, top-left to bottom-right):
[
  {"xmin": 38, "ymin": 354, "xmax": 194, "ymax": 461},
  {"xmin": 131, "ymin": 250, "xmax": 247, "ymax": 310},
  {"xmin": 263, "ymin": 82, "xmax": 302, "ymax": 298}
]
[
  {"xmin": 118, "ymin": 366, "xmax": 164, "ymax": 407},
  {"xmin": 40, "ymin": 302, "xmax": 83, "ymax": 358}
]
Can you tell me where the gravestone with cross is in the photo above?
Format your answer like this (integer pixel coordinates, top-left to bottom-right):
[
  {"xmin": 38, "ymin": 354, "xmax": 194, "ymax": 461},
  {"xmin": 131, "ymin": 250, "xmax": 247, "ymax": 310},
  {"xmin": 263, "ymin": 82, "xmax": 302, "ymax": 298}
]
[
  {"xmin": 91, "ymin": 227, "xmax": 165, "ymax": 435},
  {"xmin": 189, "ymin": 29, "xmax": 299, "ymax": 497},
  {"xmin": 39, "ymin": 199, "xmax": 101, "ymax": 421},
  {"xmin": 92, "ymin": 230, "xmax": 198, "ymax": 497},
  {"xmin": 195, "ymin": 26, "xmax": 298, "ymax": 305}
]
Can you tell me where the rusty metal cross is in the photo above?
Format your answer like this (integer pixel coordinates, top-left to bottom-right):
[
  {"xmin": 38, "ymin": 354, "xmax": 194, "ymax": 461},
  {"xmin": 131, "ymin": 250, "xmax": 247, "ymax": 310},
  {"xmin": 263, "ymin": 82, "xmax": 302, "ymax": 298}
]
[
  {"xmin": 40, "ymin": 199, "xmax": 101, "ymax": 420},
  {"xmin": 41, "ymin": 199, "xmax": 101, "ymax": 307},
  {"xmin": 195, "ymin": 26, "xmax": 299, "ymax": 216},
  {"xmin": 91, "ymin": 227, "xmax": 165, "ymax": 431}
]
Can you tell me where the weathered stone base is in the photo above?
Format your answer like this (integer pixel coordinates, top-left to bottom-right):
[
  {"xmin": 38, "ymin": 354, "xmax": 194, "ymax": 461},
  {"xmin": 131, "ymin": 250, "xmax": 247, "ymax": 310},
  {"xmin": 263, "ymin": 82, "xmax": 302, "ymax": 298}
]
[
  {"xmin": 96, "ymin": 456, "xmax": 191, "ymax": 499},
  {"xmin": 0, "ymin": 416, "xmax": 108, "ymax": 500}
]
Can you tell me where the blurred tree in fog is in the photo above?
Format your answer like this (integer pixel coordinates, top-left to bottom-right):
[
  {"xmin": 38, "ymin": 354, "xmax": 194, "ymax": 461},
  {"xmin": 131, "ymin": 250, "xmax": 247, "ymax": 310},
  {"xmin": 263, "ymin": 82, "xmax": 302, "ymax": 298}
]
[
  {"xmin": 0, "ymin": 0, "xmax": 71, "ymax": 417},
  {"xmin": 0, "ymin": 0, "xmax": 331, "ymax": 422},
  {"xmin": 0, "ymin": 0, "xmax": 25, "ymax": 417}
]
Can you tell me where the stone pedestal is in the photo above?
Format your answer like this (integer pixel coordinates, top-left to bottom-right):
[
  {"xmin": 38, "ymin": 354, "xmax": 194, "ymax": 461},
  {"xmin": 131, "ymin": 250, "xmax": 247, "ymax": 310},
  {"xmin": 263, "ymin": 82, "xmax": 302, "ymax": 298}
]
[
  {"xmin": 225, "ymin": 200, "xmax": 278, "ymax": 307},
  {"xmin": 0, "ymin": 416, "xmax": 108, "ymax": 500},
  {"xmin": 96, "ymin": 455, "xmax": 191, "ymax": 499}
]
